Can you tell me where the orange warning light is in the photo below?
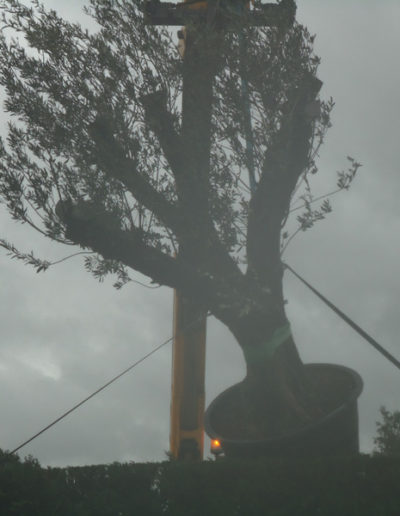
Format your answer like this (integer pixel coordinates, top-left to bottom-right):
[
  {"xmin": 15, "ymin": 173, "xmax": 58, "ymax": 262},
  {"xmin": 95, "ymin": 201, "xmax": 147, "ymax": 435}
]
[{"xmin": 210, "ymin": 439, "xmax": 223, "ymax": 456}]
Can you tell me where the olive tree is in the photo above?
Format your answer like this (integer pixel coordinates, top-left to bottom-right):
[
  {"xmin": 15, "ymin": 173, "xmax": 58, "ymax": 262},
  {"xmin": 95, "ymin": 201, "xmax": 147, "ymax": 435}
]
[{"xmin": 0, "ymin": 0, "xmax": 359, "ymax": 437}]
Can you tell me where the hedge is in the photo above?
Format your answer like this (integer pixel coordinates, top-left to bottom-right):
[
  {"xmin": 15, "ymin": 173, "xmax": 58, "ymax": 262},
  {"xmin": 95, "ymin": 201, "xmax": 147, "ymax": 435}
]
[{"xmin": 0, "ymin": 451, "xmax": 399, "ymax": 515}]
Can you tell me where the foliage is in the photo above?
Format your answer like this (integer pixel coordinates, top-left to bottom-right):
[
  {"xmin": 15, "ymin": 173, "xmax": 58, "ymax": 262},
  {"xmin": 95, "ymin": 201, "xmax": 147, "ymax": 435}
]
[
  {"xmin": 0, "ymin": 0, "xmax": 359, "ymax": 288},
  {"xmin": 374, "ymin": 406, "xmax": 400, "ymax": 457}
]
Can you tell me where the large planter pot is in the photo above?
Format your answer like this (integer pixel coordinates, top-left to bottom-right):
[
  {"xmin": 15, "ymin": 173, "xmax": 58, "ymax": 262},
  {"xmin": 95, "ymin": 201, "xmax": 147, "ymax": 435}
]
[{"xmin": 205, "ymin": 363, "xmax": 363, "ymax": 459}]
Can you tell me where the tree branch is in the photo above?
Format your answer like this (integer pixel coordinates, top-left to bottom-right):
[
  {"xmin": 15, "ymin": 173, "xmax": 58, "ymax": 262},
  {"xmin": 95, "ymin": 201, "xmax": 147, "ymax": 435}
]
[
  {"xmin": 55, "ymin": 199, "xmax": 220, "ymax": 302},
  {"xmin": 138, "ymin": 46, "xmax": 242, "ymax": 281},
  {"xmin": 246, "ymin": 73, "xmax": 322, "ymax": 286},
  {"xmin": 89, "ymin": 115, "xmax": 182, "ymax": 234},
  {"xmin": 140, "ymin": 86, "xmax": 209, "ymax": 240},
  {"xmin": 140, "ymin": 90, "xmax": 187, "ymax": 181}
]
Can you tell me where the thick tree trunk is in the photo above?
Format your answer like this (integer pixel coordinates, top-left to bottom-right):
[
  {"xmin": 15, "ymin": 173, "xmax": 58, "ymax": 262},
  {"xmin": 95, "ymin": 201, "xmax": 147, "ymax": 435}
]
[
  {"xmin": 213, "ymin": 286, "xmax": 320, "ymax": 438},
  {"xmin": 241, "ymin": 336, "xmax": 311, "ymax": 430}
]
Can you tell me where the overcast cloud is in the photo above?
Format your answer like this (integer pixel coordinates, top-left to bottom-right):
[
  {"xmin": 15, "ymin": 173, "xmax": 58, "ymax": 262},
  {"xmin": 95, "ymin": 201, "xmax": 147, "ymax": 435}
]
[{"xmin": 0, "ymin": 0, "xmax": 399, "ymax": 467}]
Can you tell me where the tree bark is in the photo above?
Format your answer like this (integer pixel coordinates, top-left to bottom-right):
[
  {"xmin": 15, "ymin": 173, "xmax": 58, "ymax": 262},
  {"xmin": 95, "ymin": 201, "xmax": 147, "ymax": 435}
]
[{"xmin": 219, "ymin": 296, "xmax": 318, "ymax": 436}]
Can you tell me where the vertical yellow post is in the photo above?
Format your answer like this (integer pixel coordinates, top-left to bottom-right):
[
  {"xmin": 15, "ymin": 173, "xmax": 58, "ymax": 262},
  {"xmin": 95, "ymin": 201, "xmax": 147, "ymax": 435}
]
[
  {"xmin": 170, "ymin": 290, "xmax": 207, "ymax": 460},
  {"xmin": 170, "ymin": 0, "xmax": 208, "ymax": 461}
]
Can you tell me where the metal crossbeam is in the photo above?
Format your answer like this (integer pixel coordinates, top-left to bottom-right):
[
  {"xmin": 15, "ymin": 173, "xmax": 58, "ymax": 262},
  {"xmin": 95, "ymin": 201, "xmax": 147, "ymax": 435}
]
[{"xmin": 144, "ymin": 0, "xmax": 296, "ymax": 27}]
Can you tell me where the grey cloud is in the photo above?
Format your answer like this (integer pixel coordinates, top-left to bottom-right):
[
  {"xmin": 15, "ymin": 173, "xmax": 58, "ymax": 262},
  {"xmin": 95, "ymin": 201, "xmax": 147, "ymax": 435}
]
[{"xmin": 0, "ymin": 1, "xmax": 399, "ymax": 465}]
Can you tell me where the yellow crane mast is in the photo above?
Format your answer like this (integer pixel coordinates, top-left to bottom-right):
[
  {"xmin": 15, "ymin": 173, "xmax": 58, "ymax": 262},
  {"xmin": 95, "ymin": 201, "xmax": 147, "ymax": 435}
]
[{"xmin": 170, "ymin": 292, "xmax": 207, "ymax": 460}]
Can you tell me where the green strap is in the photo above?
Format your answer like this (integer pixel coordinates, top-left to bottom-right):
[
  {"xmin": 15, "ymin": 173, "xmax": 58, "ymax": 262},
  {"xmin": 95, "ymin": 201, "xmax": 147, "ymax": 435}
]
[{"xmin": 242, "ymin": 323, "xmax": 292, "ymax": 364}]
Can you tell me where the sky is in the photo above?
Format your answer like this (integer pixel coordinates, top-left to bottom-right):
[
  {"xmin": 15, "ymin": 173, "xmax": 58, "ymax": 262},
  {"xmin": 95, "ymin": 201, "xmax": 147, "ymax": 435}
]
[{"xmin": 0, "ymin": 0, "xmax": 399, "ymax": 467}]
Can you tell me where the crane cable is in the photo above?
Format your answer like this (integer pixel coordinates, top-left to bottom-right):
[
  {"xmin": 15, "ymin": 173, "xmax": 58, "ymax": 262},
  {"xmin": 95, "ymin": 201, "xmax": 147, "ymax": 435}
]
[
  {"xmin": 284, "ymin": 263, "xmax": 400, "ymax": 371},
  {"xmin": 3, "ymin": 313, "xmax": 210, "ymax": 460}
]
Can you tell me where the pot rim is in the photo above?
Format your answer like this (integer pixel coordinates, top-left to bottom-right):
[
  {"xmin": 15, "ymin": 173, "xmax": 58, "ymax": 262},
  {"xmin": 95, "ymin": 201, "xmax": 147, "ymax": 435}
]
[{"xmin": 205, "ymin": 362, "xmax": 363, "ymax": 446}]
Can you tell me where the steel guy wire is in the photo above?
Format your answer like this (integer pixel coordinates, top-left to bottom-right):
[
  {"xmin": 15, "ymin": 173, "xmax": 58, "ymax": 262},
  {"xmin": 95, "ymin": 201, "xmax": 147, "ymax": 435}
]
[
  {"xmin": 4, "ymin": 312, "xmax": 210, "ymax": 460},
  {"xmin": 284, "ymin": 262, "xmax": 400, "ymax": 371}
]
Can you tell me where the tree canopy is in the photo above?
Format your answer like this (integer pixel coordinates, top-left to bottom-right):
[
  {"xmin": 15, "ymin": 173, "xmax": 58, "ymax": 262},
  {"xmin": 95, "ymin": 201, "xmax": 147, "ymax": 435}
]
[{"xmin": 0, "ymin": 0, "xmax": 358, "ymax": 294}]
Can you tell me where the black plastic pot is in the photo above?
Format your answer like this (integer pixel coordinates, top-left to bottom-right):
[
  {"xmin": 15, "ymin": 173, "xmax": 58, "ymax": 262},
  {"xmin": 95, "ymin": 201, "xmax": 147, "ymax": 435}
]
[{"xmin": 205, "ymin": 363, "xmax": 363, "ymax": 459}]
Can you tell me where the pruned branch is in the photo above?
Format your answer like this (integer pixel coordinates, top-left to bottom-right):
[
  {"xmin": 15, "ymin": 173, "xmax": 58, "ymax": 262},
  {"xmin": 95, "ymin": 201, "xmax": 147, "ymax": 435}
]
[
  {"xmin": 55, "ymin": 198, "xmax": 218, "ymax": 303},
  {"xmin": 88, "ymin": 114, "xmax": 182, "ymax": 234},
  {"xmin": 246, "ymin": 73, "xmax": 323, "ymax": 284},
  {"xmin": 140, "ymin": 90, "xmax": 186, "ymax": 181}
]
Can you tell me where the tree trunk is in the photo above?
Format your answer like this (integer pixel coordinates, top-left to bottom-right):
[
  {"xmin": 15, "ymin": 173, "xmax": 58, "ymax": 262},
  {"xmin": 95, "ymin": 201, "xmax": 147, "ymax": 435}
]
[{"xmin": 213, "ymin": 284, "xmax": 321, "ymax": 439}]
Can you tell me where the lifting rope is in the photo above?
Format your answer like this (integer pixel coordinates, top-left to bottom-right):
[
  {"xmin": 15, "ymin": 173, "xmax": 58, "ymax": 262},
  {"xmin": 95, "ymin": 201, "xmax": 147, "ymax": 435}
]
[{"xmin": 284, "ymin": 263, "xmax": 400, "ymax": 371}]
